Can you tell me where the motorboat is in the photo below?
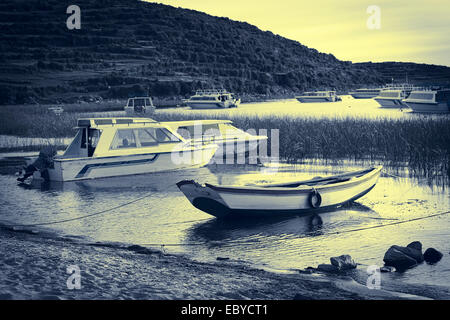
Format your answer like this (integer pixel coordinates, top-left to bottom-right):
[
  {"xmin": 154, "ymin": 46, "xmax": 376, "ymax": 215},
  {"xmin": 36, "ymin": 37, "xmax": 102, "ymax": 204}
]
[
  {"xmin": 373, "ymin": 89, "xmax": 409, "ymax": 107},
  {"xmin": 402, "ymin": 89, "xmax": 450, "ymax": 113},
  {"xmin": 349, "ymin": 88, "xmax": 381, "ymax": 99},
  {"xmin": 177, "ymin": 166, "xmax": 382, "ymax": 218},
  {"xmin": 124, "ymin": 97, "xmax": 155, "ymax": 115},
  {"xmin": 184, "ymin": 89, "xmax": 240, "ymax": 109},
  {"xmin": 22, "ymin": 118, "xmax": 217, "ymax": 182},
  {"xmin": 373, "ymin": 83, "xmax": 424, "ymax": 108},
  {"xmin": 163, "ymin": 120, "xmax": 267, "ymax": 160},
  {"xmin": 296, "ymin": 91, "xmax": 339, "ymax": 103}
]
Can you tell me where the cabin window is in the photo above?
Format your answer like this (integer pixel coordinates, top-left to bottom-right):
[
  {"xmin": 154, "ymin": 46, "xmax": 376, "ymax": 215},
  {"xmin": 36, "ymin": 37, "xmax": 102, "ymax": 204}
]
[
  {"xmin": 177, "ymin": 124, "xmax": 220, "ymax": 140},
  {"xmin": 408, "ymin": 93, "xmax": 434, "ymax": 100},
  {"xmin": 110, "ymin": 129, "xmax": 137, "ymax": 149},
  {"xmin": 136, "ymin": 128, "xmax": 158, "ymax": 147},
  {"xmin": 146, "ymin": 128, "xmax": 180, "ymax": 143},
  {"xmin": 127, "ymin": 100, "xmax": 134, "ymax": 107},
  {"xmin": 380, "ymin": 91, "xmax": 400, "ymax": 98}
]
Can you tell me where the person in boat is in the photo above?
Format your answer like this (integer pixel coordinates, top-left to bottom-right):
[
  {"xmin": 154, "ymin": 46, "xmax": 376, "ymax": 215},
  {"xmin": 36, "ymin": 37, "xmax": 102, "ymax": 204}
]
[{"xmin": 17, "ymin": 145, "xmax": 57, "ymax": 182}]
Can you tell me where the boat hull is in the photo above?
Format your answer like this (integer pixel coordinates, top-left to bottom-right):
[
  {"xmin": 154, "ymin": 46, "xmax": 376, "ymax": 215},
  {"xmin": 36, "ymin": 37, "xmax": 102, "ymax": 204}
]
[
  {"xmin": 186, "ymin": 100, "xmax": 239, "ymax": 109},
  {"xmin": 177, "ymin": 167, "xmax": 382, "ymax": 218},
  {"xmin": 404, "ymin": 102, "xmax": 450, "ymax": 113},
  {"xmin": 31, "ymin": 145, "xmax": 217, "ymax": 182},
  {"xmin": 374, "ymin": 98, "xmax": 406, "ymax": 108},
  {"xmin": 349, "ymin": 93, "xmax": 379, "ymax": 99},
  {"xmin": 296, "ymin": 97, "xmax": 335, "ymax": 103}
]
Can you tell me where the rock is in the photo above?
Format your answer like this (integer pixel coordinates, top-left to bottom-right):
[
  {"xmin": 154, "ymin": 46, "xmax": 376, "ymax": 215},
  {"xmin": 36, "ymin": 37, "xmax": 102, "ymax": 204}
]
[
  {"xmin": 298, "ymin": 267, "xmax": 315, "ymax": 274},
  {"xmin": 317, "ymin": 264, "xmax": 339, "ymax": 273},
  {"xmin": 407, "ymin": 241, "xmax": 422, "ymax": 252},
  {"xmin": 127, "ymin": 245, "xmax": 159, "ymax": 255},
  {"xmin": 330, "ymin": 254, "xmax": 357, "ymax": 271},
  {"xmin": 216, "ymin": 257, "xmax": 230, "ymax": 261},
  {"xmin": 424, "ymin": 248, "xmax": 443, "ymax": 264},
  {"xmin": 383, "ymin": 246, "xmax": 419, "ymax": 271},
  {"xmin": 395, "ymin": 245, "xmax": 424, "ymax": 263},
  {"xmin": 380, "ymin": 266, "xmax": 396, "ymax": 273}
]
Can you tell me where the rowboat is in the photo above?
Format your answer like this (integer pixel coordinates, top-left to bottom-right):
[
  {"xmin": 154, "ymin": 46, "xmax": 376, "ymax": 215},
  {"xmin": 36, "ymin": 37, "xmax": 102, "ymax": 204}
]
[{"xmin": 177, "ymin": 166, "xmax": 382, "ymax": 218}]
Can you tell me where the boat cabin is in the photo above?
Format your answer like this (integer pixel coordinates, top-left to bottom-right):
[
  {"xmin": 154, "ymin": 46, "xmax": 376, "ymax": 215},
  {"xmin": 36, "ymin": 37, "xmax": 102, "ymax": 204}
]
[
  {"xmin": 190, "ymin": 89, "xmax": 234, "ymax": 102},
  {"xmin": 124, "ymin": 97, "xmax": 155, "ymax": 115},
  {"xmin": 301, "ymin": 91, "xmax": 336, "ymax": 97},
  {"xmin": 61, "ymin": 118, "xmax": 184, "ymax": 159},
  {"xmin": 164, "ymin": 120, "xmax": 254, "ymax": 143}
]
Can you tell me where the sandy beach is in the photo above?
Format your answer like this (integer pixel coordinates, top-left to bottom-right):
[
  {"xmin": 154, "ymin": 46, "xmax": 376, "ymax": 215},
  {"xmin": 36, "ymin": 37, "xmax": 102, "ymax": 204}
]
[{"xmin": 1, "ymin": 225, "xmax": 449, "ymax": 300}]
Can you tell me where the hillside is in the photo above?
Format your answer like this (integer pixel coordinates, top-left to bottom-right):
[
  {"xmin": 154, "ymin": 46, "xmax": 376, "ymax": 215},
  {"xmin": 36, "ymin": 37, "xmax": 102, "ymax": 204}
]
[{"xmin": 0, "ymin": 0, "xmax": 449, "ymax": 105}]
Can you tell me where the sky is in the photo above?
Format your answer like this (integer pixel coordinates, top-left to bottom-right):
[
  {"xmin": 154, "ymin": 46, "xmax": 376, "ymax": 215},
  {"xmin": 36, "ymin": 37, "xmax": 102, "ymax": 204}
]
[{"xmin": 147, "ymin": 0, "xmax": 450, "ymax": 66}]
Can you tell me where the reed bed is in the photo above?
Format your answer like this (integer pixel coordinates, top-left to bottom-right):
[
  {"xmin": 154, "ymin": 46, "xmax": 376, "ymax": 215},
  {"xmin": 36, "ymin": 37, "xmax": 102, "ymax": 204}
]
[{"xmin": 0, "ymin": 105, "xmax": 449, "ymax": 176}]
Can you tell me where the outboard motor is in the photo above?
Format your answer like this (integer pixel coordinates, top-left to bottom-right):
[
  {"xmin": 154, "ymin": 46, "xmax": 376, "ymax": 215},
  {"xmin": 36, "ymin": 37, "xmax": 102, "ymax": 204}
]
[{"xmin": 17, "ymin": 146, "xmax": 57, "ymax": 182}]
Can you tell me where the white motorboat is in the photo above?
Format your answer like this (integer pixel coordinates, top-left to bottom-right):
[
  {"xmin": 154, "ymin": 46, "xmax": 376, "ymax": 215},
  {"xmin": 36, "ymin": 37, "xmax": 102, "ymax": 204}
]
[
  {"xmin": 163, "ymin": 120, "xmax": 267, "ymax": 160},
  {"xmin": 373, "ymin": 89, "xmax": 409, "ymax": 107},
  {"xmin": 402, "ymin": 89, "xmax": 450, "ymax": 113},
  {"xmin": 296, "ymin": 91, "xmax": 339, "ymax": 103},
  {"xmin": 349, "ymin": 88, "xmax": 381, "ymax": 99},
  {"xmin": 177, "ymin": 166, "xmax": 382, "ymax": 218},
  {"xmin": 185, "ymin": 89, "xmax": 240, "ymax": 109},
  {"xmin": 23, "ymin": 118, "xmax": 217, "ymax": 182},
  {"xmin": 124, "ymin": 97, "xmax": 155, "ymax": 115}
]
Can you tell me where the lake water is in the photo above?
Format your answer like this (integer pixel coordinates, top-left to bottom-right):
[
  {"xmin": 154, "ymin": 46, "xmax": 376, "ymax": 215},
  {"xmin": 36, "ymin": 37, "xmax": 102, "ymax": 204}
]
[
  {"xmin": 0, "ymin": 96, "xmax": 449, "ymax": 291},
  {"xmin": 156, "ymin": 96, "xmax": 450, "ymax": 120},
  {"xmin": 0, "ymin": 160, "xmax": 449, "ymax": 288}
]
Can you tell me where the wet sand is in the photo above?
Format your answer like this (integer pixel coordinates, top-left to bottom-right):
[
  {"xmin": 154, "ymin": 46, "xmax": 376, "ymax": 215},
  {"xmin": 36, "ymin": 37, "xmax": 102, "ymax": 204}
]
[{"xmin": 1, "ymin": 227, "xmax": 449, "ymax": 300}]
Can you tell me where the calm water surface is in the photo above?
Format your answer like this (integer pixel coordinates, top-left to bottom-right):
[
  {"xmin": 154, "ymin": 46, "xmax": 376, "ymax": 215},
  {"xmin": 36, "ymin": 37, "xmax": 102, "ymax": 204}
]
[
  {"xmin": 0, "ymin": 161, "xmax": 449, "ymax": 287},
  {"xmin": 1, "ymin": 97, "xmax": 449, "ymax": 289}
]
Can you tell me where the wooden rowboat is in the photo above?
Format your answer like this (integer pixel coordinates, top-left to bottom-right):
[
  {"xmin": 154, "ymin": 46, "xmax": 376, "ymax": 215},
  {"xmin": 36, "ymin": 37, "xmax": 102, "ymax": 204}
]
[{"xmin": 177, "ymin": 166, "xmax": 382, "ymax": 218}]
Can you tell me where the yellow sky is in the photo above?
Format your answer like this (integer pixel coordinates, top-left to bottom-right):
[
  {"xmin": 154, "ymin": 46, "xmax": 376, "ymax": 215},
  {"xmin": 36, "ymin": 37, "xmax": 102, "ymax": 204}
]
[{"xmin": 146, "ymin": 0, "xmax": 450, "ymax": 66}]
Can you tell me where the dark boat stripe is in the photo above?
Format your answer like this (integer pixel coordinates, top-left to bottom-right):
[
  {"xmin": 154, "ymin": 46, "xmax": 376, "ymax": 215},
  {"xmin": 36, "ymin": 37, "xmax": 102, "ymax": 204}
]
[{"xmin": 75, "ymin": 154, "xmax": 159, "ymax": 178}]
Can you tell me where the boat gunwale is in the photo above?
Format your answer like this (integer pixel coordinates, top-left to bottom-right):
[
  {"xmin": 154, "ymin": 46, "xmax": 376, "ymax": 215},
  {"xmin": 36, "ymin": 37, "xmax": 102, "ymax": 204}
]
[
  {"xmin": 203, "ymin": 166, "xmax": 382, "ymax": 195},
  {"xmin": 52, "ymin": 143, "xmax": 218, "ymax": 163}
]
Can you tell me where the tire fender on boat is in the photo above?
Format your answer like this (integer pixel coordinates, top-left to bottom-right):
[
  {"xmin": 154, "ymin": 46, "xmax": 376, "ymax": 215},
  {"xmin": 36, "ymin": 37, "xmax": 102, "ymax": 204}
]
[{"xmin": 308, "ymin": 189, "xmax": 322, "ymax": 208}]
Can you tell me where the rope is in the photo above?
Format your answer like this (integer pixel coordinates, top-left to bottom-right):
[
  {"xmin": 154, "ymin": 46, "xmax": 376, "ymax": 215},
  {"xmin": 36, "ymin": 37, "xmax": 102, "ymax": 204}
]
[{"xmin": 1, "ymin": 183, "xmax": 176, "ymax": 228}]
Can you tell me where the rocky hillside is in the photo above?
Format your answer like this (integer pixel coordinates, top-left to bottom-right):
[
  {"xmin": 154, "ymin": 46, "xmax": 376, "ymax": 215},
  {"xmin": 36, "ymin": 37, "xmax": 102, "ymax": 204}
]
[{"xmin": 0, "ymin": 0, "xmax": 449, "ymax": 105}]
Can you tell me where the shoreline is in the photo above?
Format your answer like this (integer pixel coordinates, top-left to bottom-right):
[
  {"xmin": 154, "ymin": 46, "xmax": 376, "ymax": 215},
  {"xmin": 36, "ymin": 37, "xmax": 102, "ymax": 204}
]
[{"xmin": 0, "ymin": 225, "xmax": 449, "ymax": 300}]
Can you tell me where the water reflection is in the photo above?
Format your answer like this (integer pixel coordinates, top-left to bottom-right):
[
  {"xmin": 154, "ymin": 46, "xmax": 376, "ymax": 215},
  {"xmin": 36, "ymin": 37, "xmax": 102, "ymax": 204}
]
[{"xmin": 188, "ymin": 202, "xmax": 379, "ymax": 244}]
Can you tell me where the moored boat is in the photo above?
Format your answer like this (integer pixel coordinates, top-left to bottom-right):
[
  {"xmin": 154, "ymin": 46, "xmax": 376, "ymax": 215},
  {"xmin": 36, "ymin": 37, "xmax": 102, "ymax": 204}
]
[
  {"xmin": 373, "ymin": 89, "xmax": 408, "ymax": 108},
  {"xmin": 21, "ymin": 118, "xmax": 218, "ymax": 182},
  {"xmin": 177, "ymin": 166, "xmax": 382, "ymax": 218},
  {"xmin": 185, "ymin": 89, "xmax": 240, "ymax": 109},
  {"xmin": 124, "ymin": 97, "xmax": 155, "ymax": 115},
  {"xmin": 349, "ymin": 88, "xmax": 381, "ymax": 99},
  {"xmin": 163, "ymin": 120, "xmax": 267, "ymax": 160},
  {"xmin": 402, "ymin": 89, "xmax": 450, "ymax": 113},
  {"xmin": 296, "ymin": 91, "xmax": 339, "ymax": 103}
]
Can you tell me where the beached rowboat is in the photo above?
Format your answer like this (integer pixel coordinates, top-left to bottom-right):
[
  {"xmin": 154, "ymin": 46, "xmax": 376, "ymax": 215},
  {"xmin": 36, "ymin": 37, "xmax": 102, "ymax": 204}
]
[{"xmin": 177, "ymin": 166, "xmax": 382, "ymax": 218}]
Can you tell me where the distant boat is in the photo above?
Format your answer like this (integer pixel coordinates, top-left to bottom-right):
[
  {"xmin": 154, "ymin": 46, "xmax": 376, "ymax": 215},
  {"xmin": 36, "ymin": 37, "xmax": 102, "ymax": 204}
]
[
  {"xmin": 403, "ymin": 89, "xmax": 450, "ymax": 113},
  {"xmin": 349, "ymin": 88, "xmax": 381, "ymax": 99},
  {"xmin": 22, "ymin": 118, "xmax": 217, "ymax": 182},
  {"xmin": 185, "ymin": 89, "xmax": 240, "ymax": 109},
  {"xmin": 373, "ymin": 83, "xmax": 422, "ymax": 108},
  {"xmin": 163, "ymin": 120, "xmax": 267, "ymax": 159},
  {"xmin": 177, "ymin": 166, "xmax": 382, "ymax": 218},
  {"xmin": 124, "ymin": 97, "xmax": 155, "ymax": 115},
  {"xmin": 296, "ymin": 91, "xmax": 339, "ymax": 103}
]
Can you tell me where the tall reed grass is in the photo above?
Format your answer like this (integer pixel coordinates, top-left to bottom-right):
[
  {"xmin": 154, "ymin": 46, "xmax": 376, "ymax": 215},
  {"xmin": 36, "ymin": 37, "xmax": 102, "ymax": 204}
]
[{"xmin": 0, "ymin": 104, "xmax": 449, "ymax": 176}]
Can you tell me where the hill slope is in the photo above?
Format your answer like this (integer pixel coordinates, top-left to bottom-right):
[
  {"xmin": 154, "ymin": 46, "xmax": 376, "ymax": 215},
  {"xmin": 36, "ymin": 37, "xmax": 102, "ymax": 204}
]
[{"xmin": 0, "ymin": 0, "xmax": 449, "ymax": 105}]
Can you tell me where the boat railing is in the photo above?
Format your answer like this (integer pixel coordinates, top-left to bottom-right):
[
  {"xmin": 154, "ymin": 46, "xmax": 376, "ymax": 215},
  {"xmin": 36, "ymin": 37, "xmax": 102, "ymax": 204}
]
[{"xmin": 195, "ymin": 89, "xmax": 228, "ymax": 95}]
